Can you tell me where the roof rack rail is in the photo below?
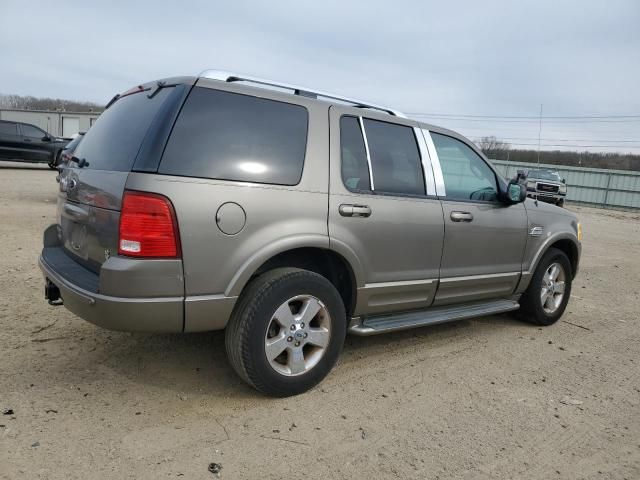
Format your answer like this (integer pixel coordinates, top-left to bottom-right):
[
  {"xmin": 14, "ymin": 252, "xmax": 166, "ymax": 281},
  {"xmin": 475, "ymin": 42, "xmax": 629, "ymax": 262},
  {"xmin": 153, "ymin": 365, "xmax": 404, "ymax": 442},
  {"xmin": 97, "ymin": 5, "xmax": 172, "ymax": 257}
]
[{"xmin": 198, "ymin": 69, "xmax": 406, "ymax": 118}]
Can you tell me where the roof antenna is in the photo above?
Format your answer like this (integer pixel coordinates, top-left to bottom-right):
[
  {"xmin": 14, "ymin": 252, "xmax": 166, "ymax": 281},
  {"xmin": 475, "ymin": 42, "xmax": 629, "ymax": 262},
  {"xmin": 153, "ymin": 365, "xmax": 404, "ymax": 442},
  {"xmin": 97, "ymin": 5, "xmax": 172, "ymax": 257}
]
[{"xmin": 537, "ymin": 103, "xmax": 543, "ymax": 165}]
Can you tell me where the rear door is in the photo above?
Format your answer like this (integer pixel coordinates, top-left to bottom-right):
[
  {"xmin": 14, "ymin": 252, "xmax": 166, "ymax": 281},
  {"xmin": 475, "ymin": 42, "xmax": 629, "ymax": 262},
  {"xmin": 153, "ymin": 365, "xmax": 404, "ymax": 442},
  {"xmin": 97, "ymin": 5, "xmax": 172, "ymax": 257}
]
[
  {"xmin": 0, "ymin": 121, "xmax": 24, "ymax": 160},
  {"xmin": 426, "ymin": 131, "xmax": 528, "ymax": 306},
  {"xmin": 57, "ymin": 85, "xmax": 185, "ymax": 272},
  {"xmin": 328, "ymin": 107, "xmax": 444, "ymax": 316}
]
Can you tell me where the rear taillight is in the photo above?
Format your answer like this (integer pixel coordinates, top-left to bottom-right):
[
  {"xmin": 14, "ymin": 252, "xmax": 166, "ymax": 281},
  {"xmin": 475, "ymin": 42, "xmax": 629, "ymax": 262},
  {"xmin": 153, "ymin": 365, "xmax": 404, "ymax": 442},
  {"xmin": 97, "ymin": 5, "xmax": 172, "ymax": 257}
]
[{"xmin": 118, "ymin": 191, "xmax": 180, "ymax": 258}]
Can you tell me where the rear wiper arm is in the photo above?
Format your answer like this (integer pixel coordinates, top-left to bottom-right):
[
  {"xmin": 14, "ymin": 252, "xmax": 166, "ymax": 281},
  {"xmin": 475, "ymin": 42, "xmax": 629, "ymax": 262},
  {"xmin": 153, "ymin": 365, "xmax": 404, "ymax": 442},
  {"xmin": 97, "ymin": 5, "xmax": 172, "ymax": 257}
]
[{"xmin": 70, "ymin": 156, "xmax": 90, "ymax": 168}]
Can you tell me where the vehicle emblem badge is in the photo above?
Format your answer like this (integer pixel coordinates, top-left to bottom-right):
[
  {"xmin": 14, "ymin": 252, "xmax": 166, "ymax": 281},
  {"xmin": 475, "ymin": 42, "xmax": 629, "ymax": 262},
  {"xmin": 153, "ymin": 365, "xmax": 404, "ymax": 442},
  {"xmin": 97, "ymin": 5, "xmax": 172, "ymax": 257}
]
[{"xmin": 529, "ymin": 226, "xmax": 543, "ymax": 237}]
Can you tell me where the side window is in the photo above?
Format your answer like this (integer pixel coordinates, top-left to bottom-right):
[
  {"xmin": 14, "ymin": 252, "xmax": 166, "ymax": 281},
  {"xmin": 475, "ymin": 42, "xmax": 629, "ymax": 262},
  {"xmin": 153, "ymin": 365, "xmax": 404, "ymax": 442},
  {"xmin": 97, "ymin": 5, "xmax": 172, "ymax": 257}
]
[
  {"xmin": 0, "ymin": 122, "xmax": 18, "ymax": 136},
  {"xmin": 160, "ymin": 87, "xmax": 308, "ymax": 185},
  {"xmin": 22, "ymin": 124, "xmax": 46, "ymax": 138},
  {"xmin": 340, "ymin": 116, "xmax": 370, "ymax": 192},
  {"xmin": 363, "ymin": 118, "xmax": 425, "ymax": 196},
  {"xmin": 431, "ymin": 132, "xmax": 498, "ymax": 202}
]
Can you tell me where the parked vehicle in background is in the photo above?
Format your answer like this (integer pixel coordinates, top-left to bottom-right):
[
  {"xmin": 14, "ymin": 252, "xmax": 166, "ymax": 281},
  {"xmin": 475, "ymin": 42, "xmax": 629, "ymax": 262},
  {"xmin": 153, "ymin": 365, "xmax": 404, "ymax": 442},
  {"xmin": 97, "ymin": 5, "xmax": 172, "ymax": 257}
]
[
  {"xmin": 59, "ymin": 132, "xmax": 85, "ymax": 167},
  {"xmin": 39, "ymin": 71, "xmax": 582, "ymax": 396},
  {"xmin": 0, "ymin": 120, "xmax": 68, "ymax": 169},
  {"xmin": 525, "ymin": 168, "xmax": 567, "ymax": 207}
]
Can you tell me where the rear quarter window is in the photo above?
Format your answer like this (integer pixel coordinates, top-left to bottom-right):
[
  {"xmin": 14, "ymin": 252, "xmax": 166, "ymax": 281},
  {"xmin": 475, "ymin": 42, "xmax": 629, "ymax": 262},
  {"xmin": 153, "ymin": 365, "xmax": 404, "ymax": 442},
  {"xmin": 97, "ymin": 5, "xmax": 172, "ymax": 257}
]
[
  {"xmin": 73, "ymin": 87, "xmax": 173, "ymax": 172},
  {"xmin": 159, "ymin": 87, "xmax": 309, "ymax": 185}
]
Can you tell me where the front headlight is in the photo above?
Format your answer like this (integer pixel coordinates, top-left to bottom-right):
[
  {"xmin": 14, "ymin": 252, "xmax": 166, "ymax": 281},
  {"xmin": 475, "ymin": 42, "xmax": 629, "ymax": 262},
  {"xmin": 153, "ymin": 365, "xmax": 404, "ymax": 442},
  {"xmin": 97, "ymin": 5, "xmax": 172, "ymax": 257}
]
[
  {"xmin": 577, "ymin": 222, "xmax": 583, "ymax": 242},
  {"xmin": 527, "ymin": 181, "xmax": 536, "ymax": 189},
  {"xmin": 559, "ymin": 183, "xmax": 567, "ymax": 193}
]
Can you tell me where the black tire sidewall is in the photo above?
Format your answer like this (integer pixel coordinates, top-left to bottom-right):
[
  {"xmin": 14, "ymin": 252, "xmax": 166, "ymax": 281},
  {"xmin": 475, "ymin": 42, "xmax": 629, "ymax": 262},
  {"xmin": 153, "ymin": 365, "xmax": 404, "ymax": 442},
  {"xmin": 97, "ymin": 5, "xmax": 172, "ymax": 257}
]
[
  {"xmin": 524, "ymin": 248, "xmax": 572, "ymax": 325},
  {"xmin": 242, "ymin": 271, "xmax": 346, "ymax": 396}
]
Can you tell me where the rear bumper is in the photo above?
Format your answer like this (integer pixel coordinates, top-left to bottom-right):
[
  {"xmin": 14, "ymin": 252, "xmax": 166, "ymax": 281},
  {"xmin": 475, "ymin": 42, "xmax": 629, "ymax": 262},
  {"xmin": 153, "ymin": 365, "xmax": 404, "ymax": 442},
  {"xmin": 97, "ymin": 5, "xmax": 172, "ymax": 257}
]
[{"xmin": 39, "ymin": 248, "xmax": 183, "ymax": 333}]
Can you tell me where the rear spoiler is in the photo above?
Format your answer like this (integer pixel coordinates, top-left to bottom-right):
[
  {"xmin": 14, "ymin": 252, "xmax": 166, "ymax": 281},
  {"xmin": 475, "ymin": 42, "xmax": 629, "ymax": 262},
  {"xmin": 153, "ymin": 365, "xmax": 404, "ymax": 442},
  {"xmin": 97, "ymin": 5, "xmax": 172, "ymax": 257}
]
[{"xmin": 104, "ymin": 77, "xmax": 197, "ymax": 110}]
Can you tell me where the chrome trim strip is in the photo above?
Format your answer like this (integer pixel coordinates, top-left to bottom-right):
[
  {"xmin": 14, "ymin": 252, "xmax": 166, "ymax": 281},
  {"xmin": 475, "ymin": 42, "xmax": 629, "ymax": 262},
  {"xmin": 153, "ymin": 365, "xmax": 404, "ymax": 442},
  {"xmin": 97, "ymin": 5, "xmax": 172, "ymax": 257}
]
[
  {"xmin": 359, "ymin": 116, "xmax": 375, "ymax": 191},
  {"xmin": 414, "ymin": 127, "xmax": 437, "ymax": 196},
  {"xmin": 422, "ymin": 129, "xmax": 446, "ymax": 196},
  {"xmin": 199, "ymin": 69, "xmax": 406, "ymax": 117},
  {"xmin": 363, "ymin": 278, "xmax": 437, "ymax": 289},
  {"xmin": 438, "ymin": 271, "xmax": 520, "ymax": 284}
]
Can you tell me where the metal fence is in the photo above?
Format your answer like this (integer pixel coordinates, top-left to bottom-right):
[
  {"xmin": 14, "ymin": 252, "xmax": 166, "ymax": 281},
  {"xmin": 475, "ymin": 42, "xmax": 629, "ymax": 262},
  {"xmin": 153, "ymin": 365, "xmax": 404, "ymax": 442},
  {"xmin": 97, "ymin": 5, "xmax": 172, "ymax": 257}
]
[{"xmin": 490, "ymin": 159, "xmax": 640, "ymax": 210}]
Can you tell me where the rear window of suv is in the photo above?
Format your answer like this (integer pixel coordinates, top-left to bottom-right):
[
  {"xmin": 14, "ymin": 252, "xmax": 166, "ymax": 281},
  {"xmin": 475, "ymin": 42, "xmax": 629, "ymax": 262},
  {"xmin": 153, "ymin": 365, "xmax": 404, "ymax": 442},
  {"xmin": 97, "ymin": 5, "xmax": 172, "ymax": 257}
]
[
  {"xmin": 73, "ymin": 87, "xmax": 174, "ymax": 172},
  {"xmin": 159, "ymin": 87, "xmax": 308, "ymax": 185}
]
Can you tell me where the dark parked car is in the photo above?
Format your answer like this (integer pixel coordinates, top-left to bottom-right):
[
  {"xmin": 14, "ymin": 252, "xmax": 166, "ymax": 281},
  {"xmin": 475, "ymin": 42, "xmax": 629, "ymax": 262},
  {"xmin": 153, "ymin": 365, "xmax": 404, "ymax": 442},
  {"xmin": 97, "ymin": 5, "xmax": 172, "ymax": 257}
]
[{"xmin": 0, "ymin": 120, "xmax": 68, "ymax": 169}]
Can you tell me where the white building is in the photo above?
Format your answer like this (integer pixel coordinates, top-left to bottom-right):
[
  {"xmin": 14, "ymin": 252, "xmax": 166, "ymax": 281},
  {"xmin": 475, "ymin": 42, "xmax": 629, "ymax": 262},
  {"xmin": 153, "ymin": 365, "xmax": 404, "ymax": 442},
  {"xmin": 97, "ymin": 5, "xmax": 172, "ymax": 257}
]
[{"xmin": 0, "ymin": 108, "xmax": 101, "ymax": 138}]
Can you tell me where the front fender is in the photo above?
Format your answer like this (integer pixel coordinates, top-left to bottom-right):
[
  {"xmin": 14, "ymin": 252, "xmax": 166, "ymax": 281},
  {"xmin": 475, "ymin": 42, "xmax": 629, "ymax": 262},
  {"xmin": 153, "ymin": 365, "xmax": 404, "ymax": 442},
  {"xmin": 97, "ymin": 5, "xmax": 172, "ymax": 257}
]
[{"xmin": 516, "ymin": 231, "xmax": 580, "ymax": 294}]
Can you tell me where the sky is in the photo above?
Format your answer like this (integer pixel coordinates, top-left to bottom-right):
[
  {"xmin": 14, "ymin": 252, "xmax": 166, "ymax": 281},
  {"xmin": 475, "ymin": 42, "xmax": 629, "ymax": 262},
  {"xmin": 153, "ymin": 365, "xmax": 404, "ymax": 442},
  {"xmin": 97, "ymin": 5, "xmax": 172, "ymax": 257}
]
[{"xmin": 1, "ymin": 0, "xmax": 639, "ymax": 153}]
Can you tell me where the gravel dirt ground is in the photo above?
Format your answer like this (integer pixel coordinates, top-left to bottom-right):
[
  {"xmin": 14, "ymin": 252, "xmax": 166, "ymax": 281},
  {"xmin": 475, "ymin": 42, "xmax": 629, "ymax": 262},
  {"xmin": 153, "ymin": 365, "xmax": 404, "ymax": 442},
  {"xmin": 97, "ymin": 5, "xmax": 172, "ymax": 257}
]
[{"xmin": 1, "ymin": 160, "xmax": 639, "ymax": 480}]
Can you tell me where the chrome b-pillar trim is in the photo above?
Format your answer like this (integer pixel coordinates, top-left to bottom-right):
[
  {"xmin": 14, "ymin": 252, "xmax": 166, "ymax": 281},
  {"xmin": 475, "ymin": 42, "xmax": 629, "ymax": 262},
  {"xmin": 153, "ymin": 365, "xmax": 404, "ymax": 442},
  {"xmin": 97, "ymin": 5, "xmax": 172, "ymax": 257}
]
[
  {"xmin": 358, "ymin": 116, "xmax": 375, "ymax": 191},
  {"xmin": 414, "ymin": 127, "xmax": 437, "ymax": 196},
  {"xmin": 422, "ymin": 129, "xmax": 446, "ymax": 197}
]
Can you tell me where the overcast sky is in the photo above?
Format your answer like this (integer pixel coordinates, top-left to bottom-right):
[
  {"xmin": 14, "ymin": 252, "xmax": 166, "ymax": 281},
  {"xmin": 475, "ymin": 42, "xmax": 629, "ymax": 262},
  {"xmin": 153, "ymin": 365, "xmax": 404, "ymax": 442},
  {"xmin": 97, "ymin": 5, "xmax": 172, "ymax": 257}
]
[{"xmin": 1, "ymin": 0, "xmax": 639, "ymax": 153}]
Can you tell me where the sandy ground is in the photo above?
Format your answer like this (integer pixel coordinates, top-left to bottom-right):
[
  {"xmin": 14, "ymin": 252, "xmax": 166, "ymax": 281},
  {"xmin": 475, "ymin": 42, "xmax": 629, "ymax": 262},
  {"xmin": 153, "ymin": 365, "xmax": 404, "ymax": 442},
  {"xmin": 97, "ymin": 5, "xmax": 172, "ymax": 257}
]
[{"xmin": 0, "ymin": 160, "xmax": 639, "ymax": 480}]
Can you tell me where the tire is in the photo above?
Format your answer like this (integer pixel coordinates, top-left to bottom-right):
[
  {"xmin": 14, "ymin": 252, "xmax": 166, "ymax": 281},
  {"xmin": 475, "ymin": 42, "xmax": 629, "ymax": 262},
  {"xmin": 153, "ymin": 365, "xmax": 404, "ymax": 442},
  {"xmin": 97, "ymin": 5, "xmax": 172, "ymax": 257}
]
[
  {"xmin": 557, "ymin": 199, "xmax": 565, "ymax": 208},
  {"xmin": 225, "ymin": 268, "xmax": 346, "ymax": 397},
  {"xmin": 519, "ymin": 247, "xmax": 572, "ymax": 326}
]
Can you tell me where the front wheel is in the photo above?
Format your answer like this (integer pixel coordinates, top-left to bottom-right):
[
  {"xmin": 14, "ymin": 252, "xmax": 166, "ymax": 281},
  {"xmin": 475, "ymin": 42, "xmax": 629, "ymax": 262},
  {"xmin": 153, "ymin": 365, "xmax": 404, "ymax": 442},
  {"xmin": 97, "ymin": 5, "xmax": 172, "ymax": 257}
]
[
  {"xmin": 225, "ymin": 268, "xmax": 346, "ymax": 397},
  {"xmin": 519, "ymin": 248, "xmax": 572, "ymax": 326}
]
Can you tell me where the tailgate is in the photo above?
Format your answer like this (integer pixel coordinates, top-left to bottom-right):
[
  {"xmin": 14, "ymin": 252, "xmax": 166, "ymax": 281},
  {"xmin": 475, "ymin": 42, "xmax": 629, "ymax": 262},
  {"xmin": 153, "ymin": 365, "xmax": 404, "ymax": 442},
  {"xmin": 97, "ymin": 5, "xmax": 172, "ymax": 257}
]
[{"xmin": 57, "ymin": 85, "xmax": 181, "ymax": 272}]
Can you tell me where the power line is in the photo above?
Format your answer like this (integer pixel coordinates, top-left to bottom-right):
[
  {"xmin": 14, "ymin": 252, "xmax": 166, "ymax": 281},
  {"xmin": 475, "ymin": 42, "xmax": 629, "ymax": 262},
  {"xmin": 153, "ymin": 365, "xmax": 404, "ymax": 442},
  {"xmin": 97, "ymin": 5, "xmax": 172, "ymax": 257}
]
[
  {"xmin": 409, "ymin": 115, "xmax": 640, "ymax": 124},
  {"xmin": 408, "ymin": 112, "xmax": 640, "ymax": 119},
  {"xmin": 472, "ymin": 136, "xmax": 640, "ymax": 143},
  {"xmin": 471, "ymin": 140, "xmax": 640, "ymax": 148}
]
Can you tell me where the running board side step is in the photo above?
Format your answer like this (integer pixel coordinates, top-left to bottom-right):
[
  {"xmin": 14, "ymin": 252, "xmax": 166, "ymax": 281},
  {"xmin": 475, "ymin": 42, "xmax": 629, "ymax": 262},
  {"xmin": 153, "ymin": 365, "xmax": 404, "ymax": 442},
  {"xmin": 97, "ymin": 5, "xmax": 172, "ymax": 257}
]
[{"xmin": 348, "ymin": 299, "xmax": 520, "ymax": 336}]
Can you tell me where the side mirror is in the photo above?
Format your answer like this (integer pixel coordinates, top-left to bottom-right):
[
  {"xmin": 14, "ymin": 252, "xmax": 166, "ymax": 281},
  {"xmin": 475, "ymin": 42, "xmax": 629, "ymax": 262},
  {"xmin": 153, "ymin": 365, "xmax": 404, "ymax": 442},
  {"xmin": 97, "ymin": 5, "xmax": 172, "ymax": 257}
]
[
  {"xmin": 562, "ymin": 178, "xmax": 566, "ymax": 184},
  {"xmin": 506, "ymin": 180, "xmax": 527, "ymax": 204},
  {"xmin": 42, "ymin": 135, "xmax": 51, "ymax": 142}
]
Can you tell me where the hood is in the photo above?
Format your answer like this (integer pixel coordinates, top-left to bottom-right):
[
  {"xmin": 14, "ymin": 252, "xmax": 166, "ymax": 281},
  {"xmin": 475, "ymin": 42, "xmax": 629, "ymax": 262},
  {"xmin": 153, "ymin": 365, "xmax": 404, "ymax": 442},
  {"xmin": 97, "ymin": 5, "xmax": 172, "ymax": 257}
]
[{"xmin": 524, "ymin": 197, "xmax": 577, "ymax": 221}]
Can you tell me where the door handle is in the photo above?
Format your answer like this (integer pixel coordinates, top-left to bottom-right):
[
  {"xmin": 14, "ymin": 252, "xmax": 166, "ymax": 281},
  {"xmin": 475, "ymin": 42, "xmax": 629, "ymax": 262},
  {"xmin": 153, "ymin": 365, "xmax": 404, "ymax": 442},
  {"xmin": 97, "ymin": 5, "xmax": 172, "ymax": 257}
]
[
  {"xmin": 339, "ymin": 204, "xmax": 371, "ymax": 218},
  {"xmin": 450, "ymin": 211, "xmax": 473, "ymax": 222}
]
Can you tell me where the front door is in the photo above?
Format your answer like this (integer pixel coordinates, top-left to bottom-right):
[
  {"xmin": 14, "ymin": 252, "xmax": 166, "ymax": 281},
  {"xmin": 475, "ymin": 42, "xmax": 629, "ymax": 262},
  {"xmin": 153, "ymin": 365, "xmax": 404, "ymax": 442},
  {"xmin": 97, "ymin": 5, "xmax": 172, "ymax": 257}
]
[
  {"xmin": 20, "ymin": 123, "xmax": 52, "ymax": 162},
  {"xmin": 426, "ymin": 130, "xmax": 528, "ymax": 306},
  {"xmin": 328, "ymin": 107, "xmax": 444, "ymax": 316}
]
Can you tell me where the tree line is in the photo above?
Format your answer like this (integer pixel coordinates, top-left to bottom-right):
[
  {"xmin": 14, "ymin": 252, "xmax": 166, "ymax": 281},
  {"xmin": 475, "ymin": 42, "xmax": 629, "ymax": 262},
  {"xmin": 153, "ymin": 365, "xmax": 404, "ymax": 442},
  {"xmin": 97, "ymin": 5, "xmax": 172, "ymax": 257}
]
[
  {"xmin": 0, "ymin": 93, "xmax": 104, "ymax": 113},
  {"xmin": 476, "ymin": 136, "xmax": 640, "ymax": 172}
]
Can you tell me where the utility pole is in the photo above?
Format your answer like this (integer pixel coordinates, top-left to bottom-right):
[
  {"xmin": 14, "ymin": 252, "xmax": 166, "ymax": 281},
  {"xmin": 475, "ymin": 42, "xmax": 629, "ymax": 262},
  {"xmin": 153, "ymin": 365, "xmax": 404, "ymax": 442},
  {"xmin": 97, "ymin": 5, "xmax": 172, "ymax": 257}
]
[{"xmin": 537, "ymin": 103, "xmax": 543, "ymax": 164}]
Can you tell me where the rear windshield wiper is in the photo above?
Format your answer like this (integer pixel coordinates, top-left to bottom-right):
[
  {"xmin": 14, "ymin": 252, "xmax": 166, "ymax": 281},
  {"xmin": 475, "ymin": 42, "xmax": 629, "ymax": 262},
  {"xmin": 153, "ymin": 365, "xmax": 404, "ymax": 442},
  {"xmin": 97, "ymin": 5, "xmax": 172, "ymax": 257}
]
[{"xmin": 70, "ymin": 156, "xmax": 90, "ymax": 168}]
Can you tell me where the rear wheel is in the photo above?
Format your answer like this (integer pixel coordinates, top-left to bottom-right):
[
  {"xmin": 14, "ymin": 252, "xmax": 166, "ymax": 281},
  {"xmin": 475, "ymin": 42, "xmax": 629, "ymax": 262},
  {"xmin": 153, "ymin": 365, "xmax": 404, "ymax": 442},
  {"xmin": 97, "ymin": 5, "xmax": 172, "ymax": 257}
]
[
  {"xmin": 519, "ymin": 248, "xmax": 572, "ymax": 326},
  {"xmin": 225, "ymin": 268, "xmax": 346, "ymax": 397}
]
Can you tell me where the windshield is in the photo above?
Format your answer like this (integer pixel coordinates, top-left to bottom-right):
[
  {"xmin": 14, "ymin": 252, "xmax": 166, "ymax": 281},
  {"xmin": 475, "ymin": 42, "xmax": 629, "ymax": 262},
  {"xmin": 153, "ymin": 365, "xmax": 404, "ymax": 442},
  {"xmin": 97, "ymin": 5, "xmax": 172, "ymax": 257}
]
[{"xmin": 528, "ymin": 169, "xmax": 562, "ymax": 181}]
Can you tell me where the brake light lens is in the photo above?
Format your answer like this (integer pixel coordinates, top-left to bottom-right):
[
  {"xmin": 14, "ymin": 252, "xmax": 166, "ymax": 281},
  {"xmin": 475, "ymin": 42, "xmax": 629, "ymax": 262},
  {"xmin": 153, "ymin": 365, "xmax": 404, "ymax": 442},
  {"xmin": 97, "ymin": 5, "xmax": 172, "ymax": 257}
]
[{"xmin": 118, "ymin": 191, "xmax": 180, "ymax": 258}]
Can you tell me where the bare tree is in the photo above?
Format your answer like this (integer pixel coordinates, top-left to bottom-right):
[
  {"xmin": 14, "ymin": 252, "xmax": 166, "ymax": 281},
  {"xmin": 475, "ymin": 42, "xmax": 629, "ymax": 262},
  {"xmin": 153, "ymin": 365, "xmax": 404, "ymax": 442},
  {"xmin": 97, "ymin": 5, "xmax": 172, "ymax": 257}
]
[
  {"xmin": 476, "ymin": 136, "xmax": 511, "ymax": 159},
  {"xmin": 0, "ymin": 93, "xmax": 103, "ymax": 112}
]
